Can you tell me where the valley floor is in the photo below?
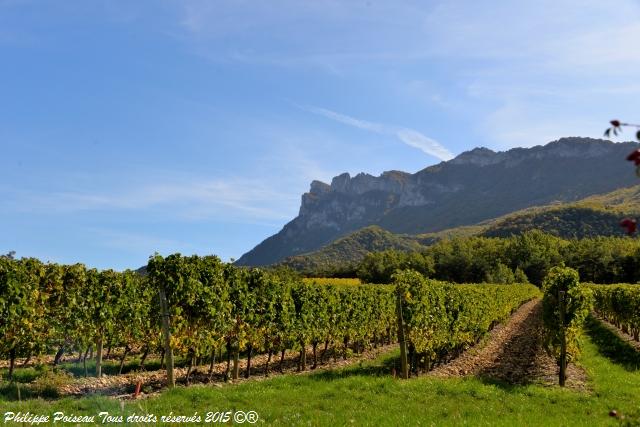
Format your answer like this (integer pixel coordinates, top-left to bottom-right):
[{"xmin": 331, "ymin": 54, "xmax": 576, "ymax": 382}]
[{"xmin": 2, "ymin": 306, "xmax": 640, "ymax": 426}]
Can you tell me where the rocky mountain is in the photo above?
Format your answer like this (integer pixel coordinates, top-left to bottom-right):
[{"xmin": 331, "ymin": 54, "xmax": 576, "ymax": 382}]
[
  {"xmin": 277, "ymin": 183, "xmax": 640, "ymax": 275},
  {"xmin": 237, "ymin": 137, "xmax": 639, "ymax": 266}
]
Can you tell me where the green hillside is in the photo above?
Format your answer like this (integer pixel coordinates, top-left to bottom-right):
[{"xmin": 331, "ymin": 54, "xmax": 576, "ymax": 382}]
[
  {"xmin": 414, "ymin": 184, "xmax": 640, "ymax": 241},
  {"xmin": 481, "ymin": 184, "xmax": 640, "ymax": 238},
  {"xmin": 279, "ymin": 225, "xmax": 423, "ymax": 275}
]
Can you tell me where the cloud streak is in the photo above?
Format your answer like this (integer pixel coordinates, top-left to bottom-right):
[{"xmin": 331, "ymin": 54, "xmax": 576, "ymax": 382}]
[
  {"xmin": 302, "ymin": 106, "xmax": 454, "ymax": 161},
  {"xmin": 84, "ymin": 227, "xmax": 194, "ymax": 256},
  {"xmin": 2, "ymin": 177, "xmax": 299, "ymax": 224},
  {"xmin": 172, "ymin": 0, "xmax": 640, "ymax": 149},
  {"xmin": 419, "ymin": 0, "xmax": 640, "ymax": 148}
]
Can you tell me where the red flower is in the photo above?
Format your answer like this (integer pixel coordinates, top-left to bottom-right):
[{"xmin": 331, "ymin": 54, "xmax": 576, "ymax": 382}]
[
  {"xmin": 627, "ymin": 149, "xmax": 640, "ymax": 165},
  {"xmin": 620, "ymin": 218, "xmax": 637, "ymax": 235}
]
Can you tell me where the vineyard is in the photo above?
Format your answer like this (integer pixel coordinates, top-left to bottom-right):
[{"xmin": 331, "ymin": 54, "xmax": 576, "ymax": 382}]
[
  {"xmin": 3, "ymin": 256, "xmax": 640, "ymax": 424},
  {"xmin": 0, "ymin": 255, "xmax": 537, "ymax": 384}
]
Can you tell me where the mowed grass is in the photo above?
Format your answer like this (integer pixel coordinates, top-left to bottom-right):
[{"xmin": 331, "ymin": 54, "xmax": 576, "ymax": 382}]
[{"xmin": 2, "ymin": 317, "xmax": 640, "ymax": 426}]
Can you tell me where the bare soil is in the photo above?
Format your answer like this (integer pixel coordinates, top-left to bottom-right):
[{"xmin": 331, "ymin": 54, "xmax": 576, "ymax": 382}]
[
  {"xmin": 592, "ymin": 314, "xmax": 640, "ymax": 351},
  {"xmin": 8, "ymin": 299, "xmax": 594, "ymax": 399},
  {"xmin": 429, "ymin": 299, "xmax": 589, "ymax": 391}
]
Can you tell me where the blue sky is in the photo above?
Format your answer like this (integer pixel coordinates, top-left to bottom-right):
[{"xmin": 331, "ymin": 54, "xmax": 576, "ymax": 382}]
[{"xmin": 2, "ymin": 0, "xmax": 640, "ymax": 269}]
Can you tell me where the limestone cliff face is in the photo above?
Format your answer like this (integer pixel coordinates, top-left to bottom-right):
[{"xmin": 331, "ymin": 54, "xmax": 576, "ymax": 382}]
[{"xmin": 236, "ymin": 137, "xmax": 639, "ymax": 266}]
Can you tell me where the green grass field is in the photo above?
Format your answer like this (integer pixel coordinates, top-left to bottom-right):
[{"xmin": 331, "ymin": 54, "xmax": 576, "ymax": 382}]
[{"xmin": 1, "ymin": 316, "xmax": 639, "ymax": 426}]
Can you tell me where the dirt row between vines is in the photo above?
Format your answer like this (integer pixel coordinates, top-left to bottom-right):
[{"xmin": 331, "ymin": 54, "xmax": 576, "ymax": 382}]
[
  {"xmin": 20, "ymin": 298, "xmax": 590, "ymax": 398},
  {"xmin": 591, "ymin": 314, "xmax": 640, "ymax": 352},
  {"xmin": 429, "ymin": 298, "xmax": 590, "ymax": 390},
  {"xmin": 58, "ymin": 343, "xmax": 398, "ymax": 398}
]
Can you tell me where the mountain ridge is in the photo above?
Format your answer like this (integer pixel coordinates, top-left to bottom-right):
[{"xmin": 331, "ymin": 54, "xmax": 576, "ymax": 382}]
[
  {"xmin": 278, "ymin": 183, "xmax": 640, "ymax": 274},
  {"xmin": 237, "ymin": 137, "xmax": 639, "ymax": 266}
]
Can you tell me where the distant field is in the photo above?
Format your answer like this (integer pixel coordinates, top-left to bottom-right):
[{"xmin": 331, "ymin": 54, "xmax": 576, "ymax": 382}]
[{"xmin": 302, "ymin": 277, "xmax": 362, "ymax": 285}]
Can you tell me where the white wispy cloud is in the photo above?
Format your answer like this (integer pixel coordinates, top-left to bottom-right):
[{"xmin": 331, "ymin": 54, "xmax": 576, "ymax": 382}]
[
  {"xmin": 301, "ymin": 105, "xmax": 454, "ymax": 161},
  {"xmin": 395, "ymin": 129, "xmax": 454, "ymax": 162},
  {"xmin": 302, "ymin": 106, "xmax": 385, "ymax": 133},
  {"xmin": 422, "ymin": 0, "xmax": 640, "ymax": 66},
  {"xmin": 3, "ymin": 177, "xmax": 299, "ymax": 223},
  {"xmin": 418, "ymin": 0, "xmax": 640, "ymax": 148},
  {"xmin": 172, "ymin": 0, "xmax": 434, "ymax": 74},
  {"xmin": 171, "ymin": 0, "xmax": 640, "ymax": 149},
  {"xmin": 84, "ymin": 227, "xmax": 193, "ymax": 255}
]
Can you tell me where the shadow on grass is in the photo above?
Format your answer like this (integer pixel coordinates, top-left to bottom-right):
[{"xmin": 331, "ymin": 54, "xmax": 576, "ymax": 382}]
[
  {"xmin": 585, "ymin": 316, "xmax": 640, "ymax": 372},
  {"xmin": 306, "ymin": 354, "xmax": 401, "ymax": 382},
  {"xmin": 0, "ymin": 367, "xmax": 42, "ymax": 383},
  {"xmin": 476, "ymin": 375, "xmax": 532, "ymax": 392},
  {"xmin": 0, "ymin": 382, "xmax": 60, "ymax": 401},
  {"xmin": 305, "ymin": 352, "xmax": 529, "ymax": 394},
  {"xmin": 61, "ymin": 355, "xmax": 191, "ymax": 378}
]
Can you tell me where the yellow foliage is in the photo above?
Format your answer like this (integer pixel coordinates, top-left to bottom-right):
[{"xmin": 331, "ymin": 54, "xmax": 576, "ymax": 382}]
[{"xmin": 302, "ymin": 277, "xmax": 361, "ymax": 286}]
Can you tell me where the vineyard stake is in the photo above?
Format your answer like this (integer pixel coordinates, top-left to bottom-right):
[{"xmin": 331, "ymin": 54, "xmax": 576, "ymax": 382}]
[
  {"xmin": 158, "ymin": 286, "xmax": 175, "ymax": 388},
  {"xmin": 396, "ymin": 290, "xmax": 409, "ymax": 379},
  {"xmin": 232, "ymin": 342, "xmax": 240, "ymax": 380},
  {"xmin": 559, "ymin": 290, "xmax": 567, "ymax": 387},
  {"xmin": 96, "ymin": 337, "xmax": 103, "ymax": 377}
]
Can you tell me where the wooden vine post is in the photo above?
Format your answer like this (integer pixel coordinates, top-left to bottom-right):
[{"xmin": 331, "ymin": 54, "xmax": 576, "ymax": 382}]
[
  {"xmin": 95, "ymin": 337, "xmax": 103, "ymax": 378},
  {"xmin": 232, "ymin": 344, "xmax": 240, "ymax": 380},
  {"xmin": 158, "ymin": 285, "xmax": 175, "ymax": 388},
  {"xmin": 558, "ymin": 290, "xmax": 567, "ymax": 387},
  {"xmin": 396, "ymin": 289, "xmax": 409, "ymax": 379}
]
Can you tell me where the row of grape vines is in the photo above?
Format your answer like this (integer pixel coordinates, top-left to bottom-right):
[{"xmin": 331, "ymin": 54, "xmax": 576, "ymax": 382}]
[
  {"xmin": 588, "ymin": 283, "xmax": 640, "ymax": 341},
  {"xmin": 1, "ymin": 254, "xmax": 538, "ymax": 383},
  {"xmin": 540, "ymin": 267, "xmax": 592, "ymax": 385},
  {"xmin": 393, "ymin": 270, "xmax": 539, "ymax": 374},
  {"xmin": 0, "ymin": 254, "xmax": 398, "ymax": 380},
  {"xmin": 147, "ymin": 254, "xmax": 397, "ymax": 382}
]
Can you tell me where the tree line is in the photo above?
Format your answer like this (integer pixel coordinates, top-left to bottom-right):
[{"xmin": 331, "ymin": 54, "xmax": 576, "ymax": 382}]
[{"xmin": 355, "ymin": 230, "xmax": 640, "ymax": 285}]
